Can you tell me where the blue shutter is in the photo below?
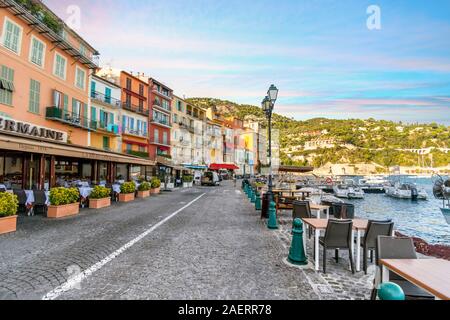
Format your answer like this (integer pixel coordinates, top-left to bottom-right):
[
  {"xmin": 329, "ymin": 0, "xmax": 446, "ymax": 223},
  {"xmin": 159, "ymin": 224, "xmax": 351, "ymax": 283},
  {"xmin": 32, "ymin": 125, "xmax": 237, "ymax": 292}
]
[
  {"xmin": 91, "ymin": 81, "xmax": 96, "ymax": 97},
  {"xmin": 122, "ymin": 115, "xmax": 127, "ymax": 133},
  {"xmin": 91, "ymin": 107, "xmax": 97, "ymax": 121},
  {"xmin": 105, "ymin": 87, "xmax": 111, "ymax": 104}
]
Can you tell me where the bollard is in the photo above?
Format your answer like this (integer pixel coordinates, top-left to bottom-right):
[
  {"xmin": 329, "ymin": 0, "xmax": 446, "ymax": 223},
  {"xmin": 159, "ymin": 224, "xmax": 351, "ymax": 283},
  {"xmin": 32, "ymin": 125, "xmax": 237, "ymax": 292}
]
[
  {"xmin": 267, "ymin": 201, "xmax": 279, "ymax": 229},
  {"xmin": 251, "ymin": 188, "xmax": 256, "ymax": 203},
  {"xmin": 288, "ymin": 218, "xmax": 308, "ymax": 265},
  {"xmin": 378, "ymin": 282, "xmax": 405, "ymax": 300},
  {"xmin": 244, "ymin": 183, "xmax": 248, "ymax": 195},
  {"xmin": 255, "ymin": 191, "xmax": 262, "ymax": 211}
]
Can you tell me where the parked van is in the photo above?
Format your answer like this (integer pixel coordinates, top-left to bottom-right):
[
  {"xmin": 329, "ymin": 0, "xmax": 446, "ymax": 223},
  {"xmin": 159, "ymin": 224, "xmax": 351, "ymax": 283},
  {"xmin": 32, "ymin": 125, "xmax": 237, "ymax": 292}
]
[{"xmin": 201, "ymin": 171, "xmax": 220, "ymax": 186}]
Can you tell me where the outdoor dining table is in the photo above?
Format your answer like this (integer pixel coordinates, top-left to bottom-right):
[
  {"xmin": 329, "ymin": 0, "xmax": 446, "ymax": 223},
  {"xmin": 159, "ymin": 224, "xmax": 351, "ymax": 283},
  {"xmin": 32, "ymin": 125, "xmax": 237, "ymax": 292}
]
[
  {"xmin": 302, "ymin": 218, "xmax": 369, "ymax": 272},
  {"xmin": 24, "ymin": 190, "xmax": 50, "ymax": 206},
  {"xmin": 78, "ymin": 187, "xmax": 94, "ymax": 208},
  {"xmin": 379, "ymin": 258, "xmax": 450, "ymax": 300},
  {"xmin": 309, "ymin": 204, "xmax": 330, "ymax": 219}
]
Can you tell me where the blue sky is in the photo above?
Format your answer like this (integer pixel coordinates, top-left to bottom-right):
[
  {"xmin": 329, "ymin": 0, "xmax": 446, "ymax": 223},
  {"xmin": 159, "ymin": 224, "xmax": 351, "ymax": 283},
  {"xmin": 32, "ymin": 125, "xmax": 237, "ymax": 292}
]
[{"xmin": 46, "ymin": 0, "xmax": 450, "ymax": 124}]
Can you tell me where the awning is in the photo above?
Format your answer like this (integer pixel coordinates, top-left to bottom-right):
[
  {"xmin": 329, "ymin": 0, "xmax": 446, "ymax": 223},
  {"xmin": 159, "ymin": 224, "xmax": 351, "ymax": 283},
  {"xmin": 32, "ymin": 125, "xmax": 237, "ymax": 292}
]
[
  {"xmin": 209, "ymin": 163, "xmax": 240, "ymax": 170},
  {"xmin": 183, "ymin": 164, "xmax": 208, "ymax": 170},
  {"xmin": 0, "ymin": 133, "xmax": 156, "ymax": 166}
]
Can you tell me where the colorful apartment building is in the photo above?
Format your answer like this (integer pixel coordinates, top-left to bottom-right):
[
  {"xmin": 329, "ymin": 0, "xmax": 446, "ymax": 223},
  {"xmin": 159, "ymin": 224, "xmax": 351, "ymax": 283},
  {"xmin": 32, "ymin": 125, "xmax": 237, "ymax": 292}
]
[
  {"xmin": 148, "ymin": 78, "xmax": 172, "ymax": 160},
  {"xmin": 89, "ymin": 75, "xmax": 121, "ymax": 153},
  {"xmin": 0, "ymin": 0, "xmax": 155, "ymax": 190}
]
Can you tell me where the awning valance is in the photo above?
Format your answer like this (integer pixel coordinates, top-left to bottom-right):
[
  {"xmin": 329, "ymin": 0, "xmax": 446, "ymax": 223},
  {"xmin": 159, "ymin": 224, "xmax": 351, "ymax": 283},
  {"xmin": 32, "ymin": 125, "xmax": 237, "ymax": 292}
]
[
  {"xmin": 0, "ymin": 133, "xmax": 156, "ymax": 166},
  {"xmin": 209, "ymin": 163, "xmax": 240, "ymax": 170}
]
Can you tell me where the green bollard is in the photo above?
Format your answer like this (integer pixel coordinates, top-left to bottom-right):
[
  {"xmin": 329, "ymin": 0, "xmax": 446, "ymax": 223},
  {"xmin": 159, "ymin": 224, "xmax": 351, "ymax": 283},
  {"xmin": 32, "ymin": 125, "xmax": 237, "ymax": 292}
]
[
  {"xmin": 378, "ymin": 282, "xmax": 405, "ymax": 300},
  {"xmin": 251, "ymin": 188, "xmax": 256, "ymax": 203},
  {"xmin": 267, "ymin": 201, "xmax": 279, "ymax": 229},
  {"xmin": 288, "ymin": 218, "xmax": 308, "ymax": 265},
  {"xmin": 255, "ymin": 191, "xmax": 262, "ymax": 211},
  {"xmin": 244, "ymin": 184, "xmax": 248, "ymax": 195}
]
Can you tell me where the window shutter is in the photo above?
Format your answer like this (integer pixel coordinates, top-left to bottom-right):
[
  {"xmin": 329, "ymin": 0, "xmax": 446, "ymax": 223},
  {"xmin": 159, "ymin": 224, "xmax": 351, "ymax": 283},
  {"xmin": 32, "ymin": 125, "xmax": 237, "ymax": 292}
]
[
  {"xmin": 91, "ymin": 106, "xmax": 97, "ymax": 121},
  {"xmin": 63, "ymin": 94, "xmax": 68, "ymax": 113}
]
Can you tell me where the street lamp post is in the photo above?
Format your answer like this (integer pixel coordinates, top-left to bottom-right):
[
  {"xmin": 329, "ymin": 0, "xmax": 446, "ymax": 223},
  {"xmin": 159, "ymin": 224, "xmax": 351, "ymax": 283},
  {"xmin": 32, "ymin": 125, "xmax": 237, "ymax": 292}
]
[{"xmin": 262, "ymin": 84, "xmax": 279, "ymax": 206}]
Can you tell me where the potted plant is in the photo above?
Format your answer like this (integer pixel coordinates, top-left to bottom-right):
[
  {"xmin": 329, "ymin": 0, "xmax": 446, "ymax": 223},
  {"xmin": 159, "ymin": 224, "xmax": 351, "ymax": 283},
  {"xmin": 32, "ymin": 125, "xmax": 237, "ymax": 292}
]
[
  {"xmin": 89, "ymin": 186, "xmax": 111, "ymax": 209},
  {"xmin": 119, "ymin": 182, "xmax": 136, "ymax": 202},
  {"xmin": 150, "ymin": 177, "xmax": 161, "ymax": 194},
  {"xmin": 0, "ymin": 192, "xmax": 19, "ymax": 235},
  {"xmin": 183, "ymin": 175, "xmax": 194, "ymax": 188},
  {"xmin": 48, "ymin": 187, "xmax": 80, "ymax": 219},
  {"xmin": 137, "ymin": 182, "xmax": 151, "ymax": 198}
]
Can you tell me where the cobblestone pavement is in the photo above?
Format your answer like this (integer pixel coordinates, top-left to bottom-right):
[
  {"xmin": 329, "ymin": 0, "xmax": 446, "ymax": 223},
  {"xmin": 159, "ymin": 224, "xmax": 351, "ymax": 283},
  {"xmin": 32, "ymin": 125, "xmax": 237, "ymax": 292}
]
[{"xmin": 1, "ymin": 182, "xmax": 322, "ymax": 300}]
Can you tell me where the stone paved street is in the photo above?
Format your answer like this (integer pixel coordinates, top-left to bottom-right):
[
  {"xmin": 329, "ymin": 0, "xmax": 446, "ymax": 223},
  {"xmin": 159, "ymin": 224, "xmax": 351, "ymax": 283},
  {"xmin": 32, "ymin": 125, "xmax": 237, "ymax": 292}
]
[{"xmin": 0, "ymin": 181, "xmax": 373, "ymax": 300}]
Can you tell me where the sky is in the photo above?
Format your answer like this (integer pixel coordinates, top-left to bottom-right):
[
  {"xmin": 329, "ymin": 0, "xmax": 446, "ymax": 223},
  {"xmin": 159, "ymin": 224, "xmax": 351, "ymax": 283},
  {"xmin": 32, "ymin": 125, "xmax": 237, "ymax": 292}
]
[{"xmin": 45, "ymin": 0, "xmax": 450, "ymax": 125}]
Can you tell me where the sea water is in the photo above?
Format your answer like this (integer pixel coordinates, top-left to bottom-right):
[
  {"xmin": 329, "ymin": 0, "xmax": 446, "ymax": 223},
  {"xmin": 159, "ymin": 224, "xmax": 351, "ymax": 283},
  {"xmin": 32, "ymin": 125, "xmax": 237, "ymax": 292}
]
[{"xmin": 344, "ymin": 176, "xmax": 450, "ymax": 245}]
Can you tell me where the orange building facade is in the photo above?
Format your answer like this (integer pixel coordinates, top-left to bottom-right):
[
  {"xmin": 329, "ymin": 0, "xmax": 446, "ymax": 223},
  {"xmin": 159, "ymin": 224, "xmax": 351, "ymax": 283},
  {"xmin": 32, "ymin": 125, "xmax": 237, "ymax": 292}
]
[{"xmin": 0, "ymin": 0, "xmax": 154, "ymax": 190}]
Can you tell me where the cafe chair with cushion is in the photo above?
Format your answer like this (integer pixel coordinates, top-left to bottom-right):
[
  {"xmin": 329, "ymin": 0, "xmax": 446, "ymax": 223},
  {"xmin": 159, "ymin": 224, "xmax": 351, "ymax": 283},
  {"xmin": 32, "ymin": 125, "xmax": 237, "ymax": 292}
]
[
  {"xmin": 371, "ymin": 236, "xmax": 435, "ymax": 300},
  {"xmin": 292, "ymin": 200, "xmax": 314, "ymax": 238},
  {"xmin": 33, "ymin": 190, "xmax": 48, "ymax": 216},
  {"xmin": 361, "ymin": 220, "xmax": 394, "ymax": 274},
  {"xmin": 13, "ymin": 189, "xmax": 28, "ymax": 215},
  {"xmin": 320, "ymin": 219, "xmax": 355, "ymax": 274}
]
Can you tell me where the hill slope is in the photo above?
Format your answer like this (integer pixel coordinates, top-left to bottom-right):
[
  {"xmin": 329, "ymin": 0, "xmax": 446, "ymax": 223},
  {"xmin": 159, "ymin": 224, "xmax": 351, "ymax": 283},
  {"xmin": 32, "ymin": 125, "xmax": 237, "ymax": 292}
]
[{"xmin": 186, "ymin": 98, "xmax": 450, "ymax": 168}]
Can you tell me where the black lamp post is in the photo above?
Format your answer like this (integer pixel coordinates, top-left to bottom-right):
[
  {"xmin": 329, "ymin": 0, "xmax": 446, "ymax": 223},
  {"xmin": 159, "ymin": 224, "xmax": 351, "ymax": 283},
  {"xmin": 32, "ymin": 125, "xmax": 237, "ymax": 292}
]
[{"xmin": 262, "ymin": 84, "xmax": 279, "ymax": 205}]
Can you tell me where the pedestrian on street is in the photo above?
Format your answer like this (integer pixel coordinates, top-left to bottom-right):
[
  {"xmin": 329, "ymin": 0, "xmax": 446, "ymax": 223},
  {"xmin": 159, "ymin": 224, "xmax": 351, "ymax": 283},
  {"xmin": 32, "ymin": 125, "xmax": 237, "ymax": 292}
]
[{"xmin": 233, "ymin": 173, "xmax": 237, "ymax": 188}]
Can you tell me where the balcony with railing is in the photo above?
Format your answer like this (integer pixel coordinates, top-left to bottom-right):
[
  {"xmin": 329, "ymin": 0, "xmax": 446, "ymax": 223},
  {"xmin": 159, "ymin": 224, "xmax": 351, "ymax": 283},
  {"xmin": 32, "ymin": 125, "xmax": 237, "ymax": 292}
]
[
  {"xmin": 179, "ymin": 122, "xmax": 195, "ymax": 133},
  {"xmin": 91, "ymin": 91, "xmax": 121, "ymax": 108},
  {"xmin": 46, "ymin": 107, "xmax": 97, "ymax": 131},
  {"xmin": 150, "ymin": 138, "xmax": 171, "ymax": 147},
  {"xmin": 97, "ymin": 122, "xmax": 120, "ymax": 135},
  {"xmin": 122, "ymin": 102, "xmax": 149, "ymax": 116},
  {"xmin": 151, "ymin": 117, "xmax": 171, "ymax": 128},
  {"xmin": 126, "ymin": 150, "xmax": 150, "ymax": 159},
  {"xmin": 122, "ymin": 127, "xmax": 148, "ymax": 138},
  {"xmin": 152, "ymin": 99, "xmax": 171, "ymax": 113}
]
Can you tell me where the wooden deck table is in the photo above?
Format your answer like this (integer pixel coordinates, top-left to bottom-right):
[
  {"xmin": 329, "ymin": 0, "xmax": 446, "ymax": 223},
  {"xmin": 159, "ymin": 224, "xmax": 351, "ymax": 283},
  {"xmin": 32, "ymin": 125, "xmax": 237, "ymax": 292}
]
[
  {"xmin": 302, "ymin": 218, "xmax": 368, "ymax": 272},
  {"xmin": 379, "ymin": 259, "xmax": 450, "ymax": 300}
]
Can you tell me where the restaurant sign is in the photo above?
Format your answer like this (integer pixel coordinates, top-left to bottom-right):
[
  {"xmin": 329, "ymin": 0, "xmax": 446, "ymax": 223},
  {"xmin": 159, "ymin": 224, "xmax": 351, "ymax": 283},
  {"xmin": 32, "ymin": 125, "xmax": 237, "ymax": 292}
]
[{"xmin": 0, "ymin": 117, "xmax": 67, "ymax": 143}]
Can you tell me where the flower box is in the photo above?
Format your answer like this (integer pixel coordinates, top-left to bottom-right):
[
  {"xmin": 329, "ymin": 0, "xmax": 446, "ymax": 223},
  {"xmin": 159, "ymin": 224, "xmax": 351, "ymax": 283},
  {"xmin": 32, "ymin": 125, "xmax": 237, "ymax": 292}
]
[
  {"xmin": 47, "ymin": 203, "xmax": 80, "ymax": 219},
  {"xmin": 119, "ymin": 193, "xmax": 135, "ymax": 202},
  {"xmin": 89, "ymin": 197, "xmax": 111, "ymax": 209},
  {"xmin": 150, "ymin": 187, "xmax": 160, "ymax": 194},
  {"xmin": 137, "ymin": 190, "xmax": 150, "ymax": 198},
  {"xmin": 0, "ymin": 215, "xmax": 17, "ymax": 235}
]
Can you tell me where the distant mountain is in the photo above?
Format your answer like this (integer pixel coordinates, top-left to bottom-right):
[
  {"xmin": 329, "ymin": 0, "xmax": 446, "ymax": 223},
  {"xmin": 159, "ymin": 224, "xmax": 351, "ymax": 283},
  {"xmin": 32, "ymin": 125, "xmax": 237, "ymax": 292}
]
[{"xmin": 186, "ymin": 98, "xmax": 450, "ymax": 168}]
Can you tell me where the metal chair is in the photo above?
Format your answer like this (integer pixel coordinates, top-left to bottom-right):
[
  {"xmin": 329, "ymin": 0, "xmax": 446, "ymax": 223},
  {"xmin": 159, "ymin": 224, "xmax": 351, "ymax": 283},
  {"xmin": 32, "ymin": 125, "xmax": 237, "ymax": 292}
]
[
  {"xmin": 371, "ymin": 236, "xmax": 434, "ymax": 300},
  {"xmin": 292, "ymin": 200, "xmax": 313, "ymax": 238},
  {"xmin": 13, "ymin": 189, "xmax": 28, "ymax": 215},
  {"xmin": 33, "ymin": 190, "xmax": 48, "ymax": 216},
  {"xmin": 361, "ymin": 220, "xmax": 394, "ymax": 274},
  {"xmin": 319, "ymin": 219, "xmax": 355, "ymax": 274}
]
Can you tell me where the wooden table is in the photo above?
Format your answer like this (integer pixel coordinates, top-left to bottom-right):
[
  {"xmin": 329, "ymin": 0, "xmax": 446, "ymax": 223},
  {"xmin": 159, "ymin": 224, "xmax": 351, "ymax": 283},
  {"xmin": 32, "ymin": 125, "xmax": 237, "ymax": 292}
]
[
  {"xmin": 380, "ymin": 259, "xmax": 450, "ymax": 300},
  {"xmin": 302, "ymin": 218, "xmax": 368, "ymax": 272},
  {"xmin": 310, "ymin": 204, "xmax": 330, "ymax": 219}
]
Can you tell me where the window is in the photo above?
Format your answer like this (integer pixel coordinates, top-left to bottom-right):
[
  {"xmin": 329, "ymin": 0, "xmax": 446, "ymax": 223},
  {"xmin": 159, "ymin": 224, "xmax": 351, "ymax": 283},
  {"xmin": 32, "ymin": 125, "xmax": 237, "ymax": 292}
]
[
  {"xmin": 177, "ymin": 101, "xmax": 183, "ymax": 112},
  {"xmin": 162, "ymin": 100, "xmax": 170, "ymax": 111},
  {"xmin": 163, "ymin": 132, "xmax": 168, "ymax": 145},
  {"xmin": 61, "ymin": 29, "xmax": 68, "ymax": 41},
  {"xmin": 173, "ymin": 114, "xmax": 178, "ymax": 123},
  {"xmin": 91, "ymin": 106, "xmax": 97, "ymax": 122},
  {"xmin": 0, "ymin": 65, "xmax": 14, "ymax": 106},
  {"xmin": 125, "ymin": 94, "xmax": 131, "ymax": 107},
  {"xmin": 102, "ymin": 136, "xmax": 110, "ymax": 150},
  {"xmin": 139, "ymin": 145, "xmax": 146, "ymax": 152},
  {"xmin": 126, "ymin": 143, "xmax": 132, "ymax": 152},
  {"xmin": 72, "ymin": 99, "xmax": 82, "ymax": 116},
  {"xmin": 139, "ymin": 84, "xmax": 144, "ymax": 96},
  {"xmin": 154, "ymin": 129, "xmax": 159, "ymax": 143},
  {"xmin": 80, "ymin": 44, "xmax": 87, "ymax": 56},
  {"xmin": 1, "ymin": 18, "xmax": 22, "ymax": 54},
  {"xmin": 28, "ymin": 79, "xmax": 40, "ymax": 113},
  {"xmin": 29, "ymin": 36, "xmax": 45, "ymax": 67},
  {"xmin": 126, "ymin": 78, "xmax": 131, "ymax": 90},
  {"xmin": 53, "ymin": 53, "xmax": 67, "ymax": 79},
  {"xmin": 75, "ymin": 67, "xmax": 86, "ymax": 89}
]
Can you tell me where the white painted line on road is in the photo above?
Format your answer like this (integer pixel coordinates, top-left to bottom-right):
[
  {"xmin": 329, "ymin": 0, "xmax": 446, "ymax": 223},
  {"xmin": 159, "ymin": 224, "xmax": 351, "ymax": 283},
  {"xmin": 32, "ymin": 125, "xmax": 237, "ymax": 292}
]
[{"xmin": 42, "ymin": 193, "xmax": 206, "ymax": 300}]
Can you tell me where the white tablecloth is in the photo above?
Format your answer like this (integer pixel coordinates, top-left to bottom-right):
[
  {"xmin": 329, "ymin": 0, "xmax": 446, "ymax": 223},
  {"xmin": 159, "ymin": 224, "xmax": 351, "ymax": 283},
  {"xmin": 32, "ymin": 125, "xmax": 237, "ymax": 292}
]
[
  {"xmin": 78, "ymin": 187, "xmax": 94, "ymax": 199},
  {"xmin": 112, "ymin": 184, "xmax": 121, "ymax": 194},
  {"xmin": 24, "ymin": 190, "xmax": 50, "ymax": 206}
]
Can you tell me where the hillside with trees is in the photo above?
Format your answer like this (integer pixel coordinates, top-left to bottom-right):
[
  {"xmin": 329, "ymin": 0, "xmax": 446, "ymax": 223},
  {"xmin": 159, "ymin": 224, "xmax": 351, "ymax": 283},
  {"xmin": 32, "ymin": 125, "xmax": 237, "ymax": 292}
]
[{"xmin": 186, "ymin": 98, "xmax": 450, "ymax": 168}]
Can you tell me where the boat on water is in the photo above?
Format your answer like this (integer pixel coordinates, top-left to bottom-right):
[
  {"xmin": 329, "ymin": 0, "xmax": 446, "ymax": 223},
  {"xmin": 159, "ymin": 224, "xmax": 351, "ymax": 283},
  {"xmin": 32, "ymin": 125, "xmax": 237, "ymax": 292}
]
[
  {"xmin": 385, "ymin": 182, "xmax": 428, "ymax": 200},
  {"xmin": 358, "ymin": 176, "xmax": 389, "ymax": 194},
  {"xmin": 333, "ymin": 179, "xmax": 365, "ymax": 199},
  {"xmin": 432, "ymin": 175, "xmax": 450, "ymax": 224}
]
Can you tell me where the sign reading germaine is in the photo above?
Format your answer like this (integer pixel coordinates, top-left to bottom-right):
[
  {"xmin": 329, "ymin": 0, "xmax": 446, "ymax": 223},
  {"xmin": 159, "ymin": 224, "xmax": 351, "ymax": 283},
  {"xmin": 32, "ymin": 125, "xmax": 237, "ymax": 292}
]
[{"xmin": 0, "ymin": 117, "xmax": 68, "ymax": 143}]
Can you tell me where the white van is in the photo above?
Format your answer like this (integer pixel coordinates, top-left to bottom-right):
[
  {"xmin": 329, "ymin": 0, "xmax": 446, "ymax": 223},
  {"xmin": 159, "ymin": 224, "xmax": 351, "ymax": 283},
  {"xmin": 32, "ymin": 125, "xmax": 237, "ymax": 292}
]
[{"xmin": 201, "ymin": 171, "xmax": 220, "ymax": 186}]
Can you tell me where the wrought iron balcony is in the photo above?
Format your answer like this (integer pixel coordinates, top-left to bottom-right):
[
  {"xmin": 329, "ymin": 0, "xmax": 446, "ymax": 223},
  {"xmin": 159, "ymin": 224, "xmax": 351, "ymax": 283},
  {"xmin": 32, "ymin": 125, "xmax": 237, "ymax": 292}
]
[
  {"xmin": 97, "ymin": 122, "xmax": 120, "ymax": 135},
  {"xmin": 122, "ymin": 102, "xmax": 149, "ymax": 116},
  {"xmin": 91, "ymin": 91, "xmax": 121, "ymax": 108},
  {"xmin": 46, "ymin": 106, "xmax": 97, "ymax": 131},
  {"xmin": 122, "ymin": 127, "xmax": 148, "ymax": 137}
]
